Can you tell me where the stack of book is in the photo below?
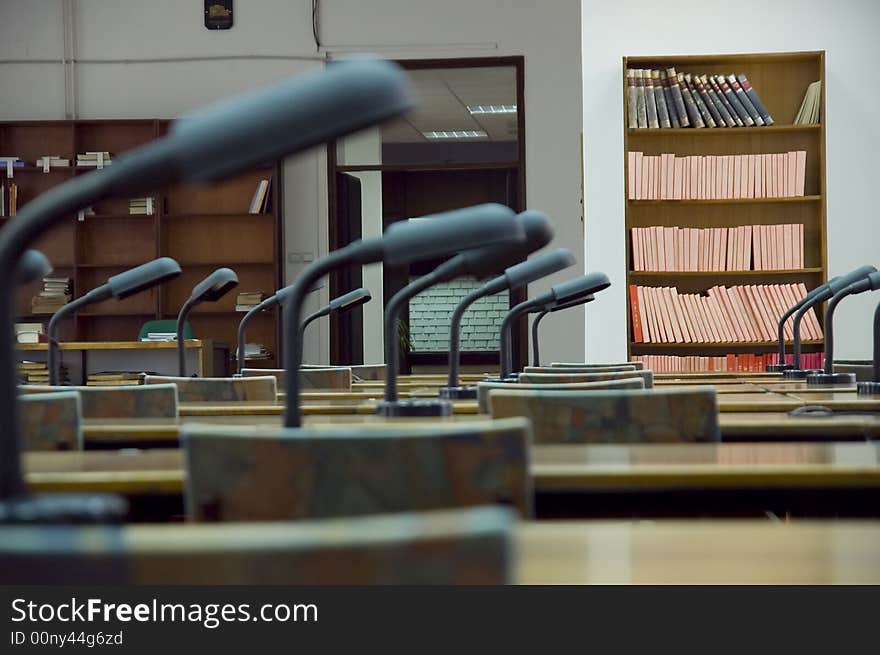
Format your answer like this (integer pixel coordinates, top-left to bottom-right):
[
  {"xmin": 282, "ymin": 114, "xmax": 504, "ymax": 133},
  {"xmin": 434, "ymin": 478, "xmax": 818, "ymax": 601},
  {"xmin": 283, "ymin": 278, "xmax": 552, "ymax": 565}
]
[
  {"xmin": 794, "ymin": 81, "xmax": 821, "ymax": 125},
  {"xmin": 86, "ymin": 372, "xmax": 146, "ymax": 386},
  {"xmin": 631, "ymin": 224, "xmax": 805, "ymax": 272},
  {"xmin": 30, "ymin": 277, "xmax": 72, "ymax": 314},
  {"xmin": 243, "ymin": 343, "xmax": 270, "ymax": 361},
  {"xmin": 140, "ymin": 332, "xmax": 177, "ymax": 342},
  {"xmin": 629, "ymin": 283, "xmax": 823, "ymax": 344},
  {"xmin": 76, "ymin": 151, "xmax": 113, "ymax": 167},
  {"xmin": 248, "ymin": 179, "xmax": 271, "ymax": 214},
  {"xmin": 633, "ymin": 352, "xmax": 824, "ymax": 373},
  {"xmin": 626, "ymin": 68, "xmax": 773, "ymax": 129},
  {"xmin": 16, "ymin": 360, "xmax": 68, "ymax": 385},
  {"xmin": 627, "ymin": 151, "xmax": 807, "ymax": 200},
  {"xmin": 235, "ymin": 291, "xmax": 265, "ymax": 311},
  {"xmin": 35, "ymin": 155, "xmax": 71, "ymax": 169},
  {"xmin": 14, "ymin": 322, "xmax": 45, "ymax": 344},
  {"xmin": 1, "ymin": 178, "xmax": 19, "ymax": 217},
  {"xmin": 128, "ymin": 197, "xmax": 154, "ymax": 215}
]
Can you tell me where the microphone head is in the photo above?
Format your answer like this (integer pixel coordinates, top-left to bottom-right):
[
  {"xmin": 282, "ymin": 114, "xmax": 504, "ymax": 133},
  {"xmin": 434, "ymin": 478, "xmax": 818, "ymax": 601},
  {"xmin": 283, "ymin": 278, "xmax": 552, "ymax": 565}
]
[
  {"xmin": 381, "ymin": 203, "xmax": 518, "ymax": 266},
  {"xmin": 190, "ymin": 267, "xmax": 239, "ymax": 302},
  {"xmin": 328, "ymin": 287, "xmax": 371, "ymax": 312},
  {"xmin": 107, "ymin": 257, "xmax": 182, "ymax": 299},
  {"xmin": 171, "ymin": 58, "xmax": 415, "ymax": 182},
  {"xmin": 550, "ymin": 293, "xmax": 595, "ymax": 312},
  {"xmin": 826, "ymin": 265, "xmax": 878, "ymax": 296},
  {"xmin": 550, "ymin": 272, "xmax": 611, "ymax": 304},
  {"xmin": 15, "ymin": 250, "xmax": 52, "ymax": 286},
  {"xmin": 503, "ymin": 248, "xmax": 576, "ymax": 290}
]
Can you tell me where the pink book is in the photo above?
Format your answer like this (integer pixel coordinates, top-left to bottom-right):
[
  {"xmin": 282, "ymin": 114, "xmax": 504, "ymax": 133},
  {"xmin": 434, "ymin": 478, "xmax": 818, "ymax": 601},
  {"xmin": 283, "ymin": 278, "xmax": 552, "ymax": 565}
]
[
  {"xmin": 640, "ymin": 155, "xmax": 650, "ymax": 200},
  {"xmin": 699, "ymin": 156, "xmax": 707, "ymax": 200},
  {"xmin": 681, "ymin": 228, "xmax": 689, "ymax": 271},
  {"xmin": 754, "ymin": 154, "xmax": 763, "ymax": 199},
  {"xmin": 658, "ymin": 287, "xmax": 681, "ymax": 343},
  {"xmin": 667, "ymin": 154, "xmax": 676, "ymax": 199},
  {"xmin": 726, "ymin": 227, "xmax": 735, "ymax": 271},
  {"xmin": 742, "ymin": 225, "xmax": 753, "ymax": 270},
  {"xmin": 731, "ymin": 285, "xmax": 761, "ymax": 342},
  {"xmin": 730, "ymin": 155, "xmax": 740, "ymax": 199},
  {"xmin": 798, "ymin": 223, "xmax": 804, "ymax": 268},
  {"xmin": 640, "ymin": 286, "xmax": 654, "ymax": 343},
  {"xmin": 694, "ymin": 294, "xmax": 714, "ymax": 343},
  {"xmin": 739, "ymin": 285, "xmax": 768, "ymax": 341},
  {"xmin": 649, "ymin": 286, "xmax": 665, "ymax": 343},
  {"xmin": 727, "ymin": 155, "xmax": 736, "ymax": 199},
  {"xmin": 777, "ymin": 153, "xmax": 785, "ymax": 198},
  {"xmin": 640, "ymin": 228, "xmax": 648, "ymax": 270},
  {"xmin": 701, "ymin": 295, "xmax": 724, "ymax": 343},
  {"xmin": 692, "ymin": 156, "xmax": 700, "ymax": 200},
  {"xmin": 752, "ymin": 225, "xmax": 762, "ymax": 271},
  {"xmin": 782, "ymin": 151, "xmax": 790, "ymax": 197},
  {"xmin": 681, "ymin": 295, "xmax": 702, "ymax": 343},
  {"xmin": 761, "ymin": 225, "xmax": 770, "ymax": 271},
  {"xmin": 784, "ymin": 224, "xmax": 794, "ymax": 269},
  {"xmin": 628, "ymin": 152, "xmax": 636, "ymax": 200},
  {"xmin": 655, "ymin": 155, "xmax": 663, "ymax": 200},
  {"xmin": 715, "ymin": 291, "xmax": 738, "ymax": 343},
  {"xmin": 714, "ymin": 156, "xmax": 723, "ymax": 199},
  {"xmin": 631, "ymin": 227, "xmax": 640, "ymax": 271},
  {"xmin": 783, "ymin": 284, "xmax": 806, "ymax": 340},
  {"xmin": 644, "ymin": 287, "xmax": 661, "ymax": 342},
  {"xmin": 715, "ymin": 287, "xmax": 744, "ymax": 342},
  {"xmin": 652, "ymin": 226, "xmax": 662, "ymax": 271},
  {"xmin": 795, "ymin": 150, "xmax": 807, "ymax": 196},
  {"xmin": 659, "ymin": 154, "xmax": 667, "ymax": 200},
  {"xmin": 647, "ymin": 156, "xmax": 655, "ymax": 200},
  {"xmin": 670, "ymin": 288, "xmax": 692, "ymax": 342},
  {"xmin": 665, "ymin": 227, "xmax": 676, "ymax": 271},
  {"xmin": 745, "ymin": 154, "xmax": 754, "ymax": 198},
  {"xmin": 690, "ymin": 229, "xmax": 699, "ymax": 271},
  {"xmin": 705, "ymin": 228, "xmax": 714, "ymax": 272},
  {"xmin": 777, "ymin": 224, "xmax": 785, "ymax": 270},
  {"xmin": 752, "ymin": 285, "xmax": 779, "ymax": 341},
  {"xmin": 766, "ymin": 154, "xmax": 775, "ymax": 198},
  {"xmin": 719, "ymin": 228, "xmax": 728, "ymax": 272},
  {"xmin": 682, "ymin": 157, "xmax": 690, "ymax": 200},
  {"xmin": 769, "ymin": 285, "xmax": 793, "ymax": 340},
  {"xmin": 673, "ymin": 156, "xmax": 683, "ymax": 200},
  {"xmin": 762, "ymin": 285, "xmax": 786, "ymax": 340},
  {"xmin": 787, "ymin": 151, "xmax": 797, "ymax": 197}
]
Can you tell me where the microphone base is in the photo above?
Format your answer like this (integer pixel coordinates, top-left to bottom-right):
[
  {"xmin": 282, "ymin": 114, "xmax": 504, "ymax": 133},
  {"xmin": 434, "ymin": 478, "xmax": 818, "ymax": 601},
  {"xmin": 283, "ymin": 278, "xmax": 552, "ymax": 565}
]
[
  {"xmin": 438, "ymin": 386, "xmax": 478, "ymax": 400},
  {"xmin": 783, "ymin": 368, "xmax": 823, "ymax": 380},
  {"xmin": 376, "ymin": 398, "xmax": 453, "ymax": 417},
  {"xmin": 765, "ymin": 363, "xmax": 795, "ymax": 372},
  {"xmin": 0, "ymin": 493, "xmax": 128, "ymax": 524},
  {"xmin": 806, "ymin": 372, "xmax": 856, "ymax": 386},
  {"xmin": 481, "ymin": 377, "xmax": 519, "ymax": 384},
  {"xmin": 857, "ymin": 381, "xmax": 880, "ymax": 396}
]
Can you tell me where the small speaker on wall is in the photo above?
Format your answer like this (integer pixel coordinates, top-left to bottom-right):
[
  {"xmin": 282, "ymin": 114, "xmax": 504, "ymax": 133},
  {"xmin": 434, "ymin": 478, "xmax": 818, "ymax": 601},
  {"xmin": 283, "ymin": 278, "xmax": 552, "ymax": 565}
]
[{"xmin": 205, "ymin": 1, "xmax": 233, "ymax": 30}]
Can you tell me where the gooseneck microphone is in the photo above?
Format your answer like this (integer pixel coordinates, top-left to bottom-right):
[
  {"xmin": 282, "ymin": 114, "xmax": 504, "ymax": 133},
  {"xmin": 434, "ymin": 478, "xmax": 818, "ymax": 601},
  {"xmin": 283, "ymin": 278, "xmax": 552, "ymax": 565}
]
[
  {"xmin": 47, "ymin": 258, "xmax": 182, "ymax": 386},
  {"xmin": 766, "ymin": 279, "xmax": 838, "ymax": 372},
  {"xmin": 498, "ymin": 272, "xmax": 611, "ymax": 378},
  {"xmin": 0, "ymin": 58, "xmax": 413, "ymax": 521},
  {"xmin": 236, "ymin": 282, "xmax": 324, "ymax": 374},
  {"xmin": 784, "ymin": 265, "xmax": 877, "ymax": 379},
  {"xmin": 282, "ymin": 204, "xmax": 520, "ymax": 428},
  {"xmin": 176, "ymin": 267, "xmax": 238, "ymax": 376},
  {"xmin": 302, "ymin": 287, "xmax": 371, "ymax": 334},
  {"xmin": 807, "ymin": 271, "xmax": 880, "ymax": 386},
  {"xmin": 440, "ymin": 247, "xmax": 575, "ymax": 399},
  {"xmin": 532, "ymin": 294, "xmax": 594, "ymax": 367},
  {"xmin": 857, "ymin": 299, "xmax": 880, "ymax": 396}
]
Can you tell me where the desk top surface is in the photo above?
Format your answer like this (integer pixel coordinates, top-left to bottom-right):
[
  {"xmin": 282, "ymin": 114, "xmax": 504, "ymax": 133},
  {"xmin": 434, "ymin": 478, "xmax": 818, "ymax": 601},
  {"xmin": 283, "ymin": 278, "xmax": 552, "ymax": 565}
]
[
  {"xmin": 25, "ymin": 442, "xmax": 880, "ymax": 495},
  {"xmin": 515, "ymin": 519, "xmax": 880, "ymax": 584},
  {"xmin": 17, "ymin": 340, "xmax": 220, "ymax": 351}
]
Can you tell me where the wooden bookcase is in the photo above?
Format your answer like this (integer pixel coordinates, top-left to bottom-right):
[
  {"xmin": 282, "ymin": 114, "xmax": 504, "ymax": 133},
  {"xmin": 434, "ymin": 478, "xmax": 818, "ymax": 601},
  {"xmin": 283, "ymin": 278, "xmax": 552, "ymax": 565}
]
[
  {"xmin": 0, "ymin": 119, "xmax": 283, "ymax": 368},
  {"xmin": 622, "ymin": 51, "xmax": 827, "ymax": 363}
]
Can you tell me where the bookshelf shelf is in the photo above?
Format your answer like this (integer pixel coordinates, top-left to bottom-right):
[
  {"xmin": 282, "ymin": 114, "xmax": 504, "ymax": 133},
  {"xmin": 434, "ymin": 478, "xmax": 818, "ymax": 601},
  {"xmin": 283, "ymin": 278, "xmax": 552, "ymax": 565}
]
[
  {"xmin": 629, "ymin": 268, "xmax": 824, "ymax": 277},
  {"xmin": 623, "ymin": 51, "xmax": 827, "ymax": 369},
  {"xmin": 2, "ymin": 119, "xmax": 283, "ymax": 367},
  {"xmin": 628, "ymin": 195, "xmax": 821, "ymax": 206},
  {"xmin": 627, "ymin": 124, "xmax": 820, "ymax": 137}
]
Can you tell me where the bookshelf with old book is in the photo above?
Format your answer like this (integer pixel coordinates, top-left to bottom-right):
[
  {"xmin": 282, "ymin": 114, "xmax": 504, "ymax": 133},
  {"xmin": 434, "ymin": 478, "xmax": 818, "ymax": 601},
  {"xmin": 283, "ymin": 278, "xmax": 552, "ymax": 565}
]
[
  {"xmin": 0, "ymin": 119, "xmax": 283, "ymax": 368},
  {"xmin": 623, "ymin": 51, "xmax": 827, "ymax": 371}
]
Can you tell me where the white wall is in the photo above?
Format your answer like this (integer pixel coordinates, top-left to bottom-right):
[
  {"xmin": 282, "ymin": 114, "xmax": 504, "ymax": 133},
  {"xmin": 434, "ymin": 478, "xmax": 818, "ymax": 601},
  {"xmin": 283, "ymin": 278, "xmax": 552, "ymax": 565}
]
[
  {"xmin": 582, "ymin": 0, "xmax": 880, "ymax": 361},
  {"xmin": 0, "ymin": 0, "xmax": 584, "ymax": 366}
]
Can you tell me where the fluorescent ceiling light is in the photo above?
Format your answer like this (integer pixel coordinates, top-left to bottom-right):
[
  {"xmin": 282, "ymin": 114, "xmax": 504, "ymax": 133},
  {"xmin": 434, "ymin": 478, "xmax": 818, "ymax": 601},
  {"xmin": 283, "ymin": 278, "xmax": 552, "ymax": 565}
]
[
  {"xmin": 467, "ymin": 104, "xmax": 517, "ymax": 114},
  {"xmin": 422, "ymin": 130, "xmax": 488, "ymax": 139}
]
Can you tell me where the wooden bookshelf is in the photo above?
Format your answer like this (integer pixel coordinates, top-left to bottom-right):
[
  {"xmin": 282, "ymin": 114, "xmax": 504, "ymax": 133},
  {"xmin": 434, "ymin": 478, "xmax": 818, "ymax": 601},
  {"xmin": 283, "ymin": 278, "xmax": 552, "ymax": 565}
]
[
  {"xmin": 623, "ymin": 51, "xmax": 827, "ymax": 361},
  {"xmin": 0, "ymin": 119, "xmax": 283, "ymax": 367}
]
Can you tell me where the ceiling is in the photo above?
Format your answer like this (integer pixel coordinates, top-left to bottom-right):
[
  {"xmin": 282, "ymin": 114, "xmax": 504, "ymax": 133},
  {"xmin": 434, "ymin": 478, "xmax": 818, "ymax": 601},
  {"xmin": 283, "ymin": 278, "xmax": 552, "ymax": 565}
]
[{"xmin": 382, "ymin": 66, "xmax": 519, "ymax": 143}]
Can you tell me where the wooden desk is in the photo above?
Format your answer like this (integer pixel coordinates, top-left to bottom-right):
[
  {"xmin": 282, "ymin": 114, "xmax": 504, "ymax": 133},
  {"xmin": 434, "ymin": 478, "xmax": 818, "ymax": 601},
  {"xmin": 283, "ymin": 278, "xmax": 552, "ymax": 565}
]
[
  {"xmin": 515, "ymin": 520, "xmax": 880, "ymax": 583},
  {"xmin": 17, "ymin": 340, "xmax": 229, "ymax": 382},
  {"xmin": 26, "ymin": 441, "xmax": 880, "ymax": 496},
  {"xmin": 719, "ymin": 412, "xmax": 880, "ymax": 441},
  {"xmin": 179, "ymin": 400, "xmax": 480, "ymax": 417}
]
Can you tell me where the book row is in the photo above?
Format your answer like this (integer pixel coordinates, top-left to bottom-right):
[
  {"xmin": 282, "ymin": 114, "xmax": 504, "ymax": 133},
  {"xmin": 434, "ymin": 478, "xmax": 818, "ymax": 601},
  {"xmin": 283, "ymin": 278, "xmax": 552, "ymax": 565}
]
[
  {"xmin": 631, "ymin": 224, "xmax": 805, "ymax": 272},
  {"xmin": 632, "ymin": 352, "xmax": 824, "ymax": 373},
  {"xmin": 626, "ymin": 68, "xmax": 773, "ymax": 129},
  {"xmin": 0, "ymin": 179, "xmax": 18, "ymax": 216},
  {"xmin": 629, "ymin": 283, "xmax": 823, "ymax": 344},
  {"xmin": 627, "ymin": 151, "xmax": 807, "ymax": 200}
]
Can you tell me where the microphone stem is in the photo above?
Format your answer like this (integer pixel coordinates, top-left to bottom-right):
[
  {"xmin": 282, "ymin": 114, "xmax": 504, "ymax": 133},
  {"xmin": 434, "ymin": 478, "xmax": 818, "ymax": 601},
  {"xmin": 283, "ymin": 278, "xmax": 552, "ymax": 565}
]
[
  {"xmin": 874, "ymin": 301, "xmax": 880, "ymax": 383},
  {"xmin": 499, "ymin": 300, "xmax": 536, "ymax": 378},
  {"xmin": 791, "ymin": 301, "xmax": 814, "ymax": 370},
  {"xmin": 776, "ymin": 303, "xmax": 800, "ymax": 366},
  {"xmin": 532, "ymin": 310, "xmax": 549, "ymax": 367},
  {"xmin": 447, "ymin": 286, "xmax": 492, "ymax": 389},
  {"xmin": 176, "ymin": 296, "xmax": 199, "ymax": 376},
  {"xmin": 384, "ymin": 270, "xmax": 442, "ymax": 403},
  {"xmin": 822, "ymin": 292, "xmax": 846, "ymax": 375}
]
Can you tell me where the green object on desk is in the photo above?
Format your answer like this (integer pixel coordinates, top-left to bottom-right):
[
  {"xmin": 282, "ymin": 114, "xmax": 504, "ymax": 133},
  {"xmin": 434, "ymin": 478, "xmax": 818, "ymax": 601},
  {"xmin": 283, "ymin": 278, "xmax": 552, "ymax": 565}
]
[{"xmin": 138, "ymin": 320, "xmax": 193, "ymax": 341}]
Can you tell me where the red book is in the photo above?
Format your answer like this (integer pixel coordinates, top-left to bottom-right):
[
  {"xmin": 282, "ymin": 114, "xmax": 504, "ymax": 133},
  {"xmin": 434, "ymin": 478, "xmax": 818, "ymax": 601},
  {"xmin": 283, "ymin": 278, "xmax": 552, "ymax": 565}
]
[{"xmin": 630, "ymin": 284, "xmax": 644, "ymax": 343}]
